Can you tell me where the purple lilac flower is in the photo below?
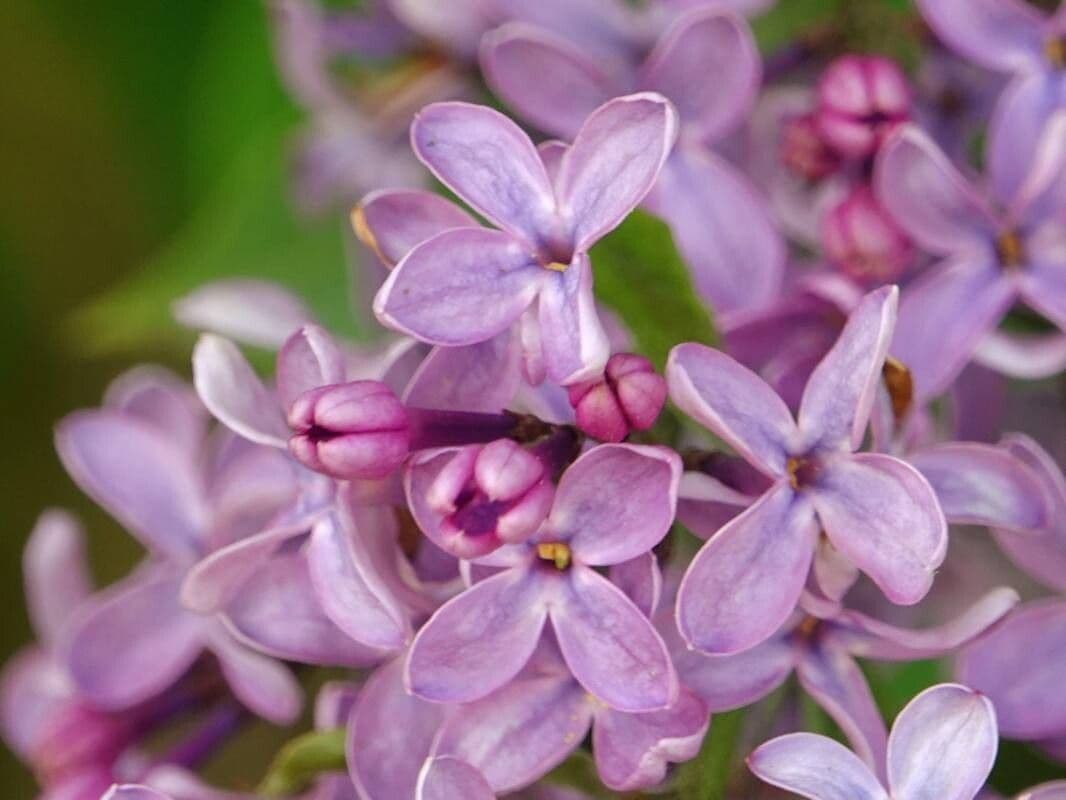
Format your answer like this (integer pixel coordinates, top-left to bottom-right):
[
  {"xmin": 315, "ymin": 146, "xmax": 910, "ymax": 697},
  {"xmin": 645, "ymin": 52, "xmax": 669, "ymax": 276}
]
[
  {"xmin": 373, "ymin": 93, "xmax": 677, "ymax": 384},
  {"xmin": 748, "ymin": 683, "xmax": 998, "ymax": 800},
  {"xmin": 815, "ymin": 55, "xmax": 912, "ymax": 159},
  {"xmin": 565, "ymin": 352, "xmax": 667, "ymax": 442},
  {"xmin": 875, "ymin": 114, "xmax": 1066, "ymax": 397},
  {"xmin": 670, "ymin": 286, "xmax": 948, "ymax": 654}
]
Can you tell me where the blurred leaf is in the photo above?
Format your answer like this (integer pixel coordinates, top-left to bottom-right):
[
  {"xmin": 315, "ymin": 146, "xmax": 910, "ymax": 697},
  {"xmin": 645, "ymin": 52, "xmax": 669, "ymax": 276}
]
[
  {"xmin": 988, "ymin": 740, "xmax": 1066, "ymax": 795},
  {"xmin": 543, "ymin": 750, "xmax": 613, "ymax": 799},
  {"xmin": 752, "ymin": 0, "xmax": 843, "ymax": 53},
  {"xmin": 864, "ymin": 658, "xmax": 944, "ymax": 720},
  {"xmin": 674, "ymin": 709, "xmax": 744, "ymax": 800},
  {"xmin": 258, "ymin": 727, "xmax": 346, "ymax": 796},
  {"xmin": 590, "ymin": 210, "xmax": 717, "ymax": 370}
]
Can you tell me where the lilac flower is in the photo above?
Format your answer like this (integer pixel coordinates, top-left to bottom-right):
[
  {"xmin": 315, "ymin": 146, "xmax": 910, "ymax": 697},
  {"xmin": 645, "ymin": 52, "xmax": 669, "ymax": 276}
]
[
  {"xmin": 481, "ymin": 7, "xmax": 785, "ymax": 313},
  {"xmin": 566, "ymin": 352, "xmax": 667, "ymax": 442},
  {"xmin": 373, "ymin": 93, "xmax": 678, "ymax": 384},
  {"xmin": 814, "ymin": 55, "xmax": 911, "ymax": 159},
  {"xmin": 405, "ymin": 444, "xmax": 682, "ymax": 711},
  {"xmin": 417, "ymin": 757, "xmax": 494, "ymax": 800},
  {"xmin": 669, "ymin": 286, "xmax": 948, "ymax": 654},
  {"xmin": 104, "ymin": 788, "xmax": 172, "ymax": 800},
  {"xmin": 748, "ymin": 683, "xmax": 998, "ymax": 800},
  {"xmin": 875, "ymin": 114, "xmax": 1066, "ymax": 397}
]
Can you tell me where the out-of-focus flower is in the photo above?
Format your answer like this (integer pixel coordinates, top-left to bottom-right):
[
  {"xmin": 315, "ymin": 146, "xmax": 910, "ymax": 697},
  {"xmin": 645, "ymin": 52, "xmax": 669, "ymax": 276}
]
[
  {"xmin": 815, "ymin": 55, "xmax": 911, "ymax": 159},
  {"xmin": 822, "ymin": 184, "xmax": 915, "ymax": 285}
]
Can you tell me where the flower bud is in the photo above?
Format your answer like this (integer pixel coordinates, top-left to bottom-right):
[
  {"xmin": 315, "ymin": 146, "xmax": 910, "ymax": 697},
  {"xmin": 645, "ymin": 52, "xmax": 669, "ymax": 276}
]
[
  {"xmin": 567, "ymin": 353, "xmax": 667, "ymax": 443},
  {"xmin": 821, "ymin": 185, "xmax": 913, "ymax": 284},
  {"xmin": 779, "ymin": 112, "xmax": 840, "ymax": 180},
  {"xmin": 288, "ymin": 381, "xmax": 409, "ymax": 479},
  {"xmin": 816, "ymin": 55, "xmax": 910, "ymax": 159},
  {"xmin": 428, "ymin": 439, "xmax": 553, "ymax": 559},
  {"xmin": 30, "ymin": 702, "xmax": 130, "ymax": 782}
]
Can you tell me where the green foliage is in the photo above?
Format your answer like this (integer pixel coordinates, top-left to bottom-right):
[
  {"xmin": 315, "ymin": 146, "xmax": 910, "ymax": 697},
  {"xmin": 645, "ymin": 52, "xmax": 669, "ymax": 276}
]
[
  {"xmin": 673, "ymin": 709, "xmax": 745, "ymax": 800},
  {"xmin": 590, "ymin": 211, "xmax": 718, "ymax": 370},
  {"xmin": 258, "ymin": 727, "xmax": 347, "ymax": 796}
]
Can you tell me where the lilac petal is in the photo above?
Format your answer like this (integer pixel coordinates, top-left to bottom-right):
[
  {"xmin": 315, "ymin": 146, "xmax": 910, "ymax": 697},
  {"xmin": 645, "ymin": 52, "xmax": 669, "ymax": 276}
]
[
  {"xmin": 593, "ymin": 687, "xmax": 709, "ymax": 791},
  {"xmin": 417, "ymin": 757, "xmax": 495, "ymax": 800},
  {"xmin": 142, "ymin": 765, "xmax": 263, "ymax": 799},
  {"xmin": 676, "ymin": 471, "xmax": 753, "ymax": 540},
  {"xmin": 957, "ymin": 599, "xmax": 1066, "ymax": 739},
  {"xmin": 63, "ymin": 570, "xmax": 204, "ymax": 709},
  {"xmin": 797, "ymin": 642, "xmax": 888, "ymax": 773},
  {"xmin": 916, "ymin": 0, "xmax": 1046, "ymax": 72},
  {"xmin": 798, "ymin": 286, "xmax": 897, "ymax": 452},
  {"xmin": 389, "ymin": 0, "xmax": 492, "ymax": 58},
  {"xmin": 403, "ymin": 334, "xmax": 522, "ymax": 413},
  {"xmin": 1011, "ymin": 110, "xmax": 1066, "ymax": 225},
  {"xmin": 1020, "ymin": 257, "xmax": 1066, "ymax": 333},
  {"xmin": 435, "ymin": 674, "xmax": 591, "ymax": 792},
  {"xmin": 650, "ymin": 145, "xmax": 785, "ymax": 313},
  {"xmin": 667, "ymin": 343, "xmax": 796, "ymax": 478},
  {"xmin": 537, "ymin": 140, "xmax": 568, "ymax": 185},
  {"xmin": 224, "ymin": 553, "xmax": 386, "ymax": 667},
  {"xmin": 835, "ymin": 586, "xmax": 1020, "ymax": 661},
  {"xmin": 307, "ymin": 512, "xmax": 411, "ymax": 651},
  {"xmin": 206, "ymin": 625, "xmax": 302, "ymax": 724},
  {"xmin": 0, "ymin": 647, "xmax": 67, "ymax": 758},
  {"xmin": 356, "ymin": 189, "xmax": 477, "ymax": 267},
  {"xmin": 536, "ymin": 254, "xmax": 610, "ymax": 385},
  {"xmin": 173, "ymin": 279, "xmax": 315, "ymax": 349},
  {"xmin": 55, "ymin": 411, "xmax": 207, "ymax": 563},
  {"xmin": 374, "ymin": 228, "xmax": 543, "ymax": 346},
  {"xmin": 987, "ymin": 73, "xmax": 1064, "ymax": 205},
  {"xmin": 549, "ymin": 444, "xmax": 681, "ymax": 566},
  {"xmin": 551, "ymin": 565, "xmax": 678, "ymax": 712},
  {"xmin": 276, "ymin": 325, "xmax": 346, "ymax": 412},
  {"xmin": 609, "ymin": 553, "xmax": 662, "ymax": 618},
  {"xmin": 886, "ymin": 683, "xmax": 998, "ymax": 800},
  {"xmin": 974, "ymin": 329, "xmax": 1066, "ymax": 380},
  {"xmin": 748, "ymin": 732, "xmax": 888, "ymax": 800},
  {"xmin": 24, "ymin": 510, "xmax": 91, "ymax": 646},
  {"xmin": 891, "ymin": 256, "xmax": 1015, "ymax": 399},
  {"xmin": 479, "ymin": 24, "xmax": 614, "ymax": 140},
  {"xmin": 812, "ymin": 537, "xmax": 860, "ymax": 604},
  {"xmin": 406, "ymin": 567, "xmax": 548, "ymax": 703},
  {"xmin": 556, "ymin": 93, "xmax": 679, "ymax": 252},
  {"xmin": 314, "ymin": 681, "xmax": 360, "ymax": 730},
  {"xmin": 908, "ymin": 443, "xmax": 1048, "ymax": 531},
  {"xmin": 677, "ymin": 482, "xmax": 818, "ymax": 654},
  {"xmin": 192, "ymin": 335, "xmax": 289, "ymax": 448},
  {"xmin": 675, "ymin": 635, "xmax": 796, "ymax": 711},
  {"xmin": 1019, "ymin": 781, "xmax": 1066, "ymax": 800},
  {"xmin": 103, "ymin": 787, "xmax": 172, "ymax": 800},
  {"xmin": 812, "ymin": 453, "xmax": 947, "ymax": 605},
  {"xmin": 104, "ymin": 366, "xmax": 206, "ymax": 455},
  {"xmin": 640, "ymin": 8, "xmax": 760, "ymax": 142},
  {"xmin": 874, "ymin": 126, "xmax": 996, "ymax": 255},
  {"xmin": 409, "ymin": 102, "xmax": 555, "ymax": 243},
  {"xmin": 349, "ymin": 658, "xmax": 445, "ymax": 800}
]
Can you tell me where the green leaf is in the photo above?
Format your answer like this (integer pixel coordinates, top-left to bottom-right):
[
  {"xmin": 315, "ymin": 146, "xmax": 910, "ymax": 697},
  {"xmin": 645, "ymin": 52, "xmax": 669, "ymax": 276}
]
[
  {"xmin": 258, "ymin": 727, "xmax": 347, "ymax": 796},
  {"xmin": 543, "ymin": 750, "xmax": 613, "ymax": 799},
  {"xmin": 674, "ymin": 709, "xmax": 745, "ymax": 800},
  {"xmin": 590, "ymin": 210, "xmax": 717, "ymax": 370},
  {"xmin": 751, "ymin": 0, "xmax": 844, "ymax": 53}
]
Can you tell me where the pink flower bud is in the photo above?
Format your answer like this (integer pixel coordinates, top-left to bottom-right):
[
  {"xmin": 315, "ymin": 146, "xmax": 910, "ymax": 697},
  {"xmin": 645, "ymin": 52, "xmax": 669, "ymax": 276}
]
[
  {"xmin": 821, "ymin": 185, "xmax": 913, "ymax": 284},
  {"xmin": 816, "ymin": 55, "xmax": 910, "ymax": 159},
  {"xmin": 30, "ymin": 702, "xmax": 130, "ymax": 782},
  {"xmin": 567, "ymin": 353, "xmax": 667, "ymax": 443},
  {"xmin": 287, "ymin": 381, "xmax": 409, "ymax": 479},
  {"xmin": 780, "ymin": 112, "xmax": 840, "ymax": 180}
]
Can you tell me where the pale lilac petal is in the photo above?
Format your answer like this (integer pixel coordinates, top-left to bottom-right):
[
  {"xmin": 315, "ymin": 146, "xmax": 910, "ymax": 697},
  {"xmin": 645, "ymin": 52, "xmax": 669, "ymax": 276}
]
[
  {"xmin": 406, "ymin": 567, "xmax": 548, "ymax": 703},
  {"xmin": 1020, "ymin": 781, "xmax": 1066, "ymax": 800},
  {"xmin": 104, "ymin": 366, "xmax": 206, "ymax": 453},
  {"xmin": 556, "ymin": 93, "xmax": 679, "ymax": 252},
  {"xmin": 987, "ymin": 73, "xmax": 1065, "ymax": 205},
  {"xmin": 812, "ymin": 453, "xmax": 947, "ymax": 605},
  {"xmin": 593, "ymin": 687, "xmax": 709, "ymax": 791},
  {"xmin": 609, "ymin": 553, "xmax": 662, "ymax": 618},
  {"xmin": 0, "ymin": 647, "xmax": 68, "ymax": 758},
  {"xmin": 192, "ymin": 335, "xmax": 290, "ymax": 448},
  {"xmin": 957, "ymin": 599, "xmax": 1066, "ymax": 739},
  {"xmin": 676, "ymin": 471, "xmax": 753, "ymax": 540},
  {"xmin": 355, "ymin": 189, "xmax": 477, "ymax": 267},
  {"xmin": 1010, "ymin": 111, "xmax": 1066, "ymax": 224},
  {"xmin": 307, "ymin": 512, "xmax": 412, "ymax": 651},
  {"xmin": 748, "ymin": 733, "xmax": 888, "ymax": 800},
  {"xmin": 349, "ymin": 658, "xmax": 445, "ymax": 800},
  {"xmin": 835, "ymin": 587, "xmax": 1019, "ymax": 661},
  {"xmin": 677, "ymin": 483, "xmax": 817, "ymax": 654},
  {"xmin": 1020, "ymin": 257, "xmax": 1066, "ymax": 334},
  {"xmin": 434, "ymin": 674, "xmax": 591, "ymax": 792},
  {"xmin": 63, "ymin": 570, "xmax": 204, "ymax": 709},
  {"xmin": 908, "ymin": 443, "xmax": 1048, "ymax": 531},
  {"xmin": 812, "ymin": 537, "xmax": 860, "ymax": 603},
  {"xmin": 886, "ymin": 683, "xmax": 998, "ymax": 800},
  {"xmin": 551, "ymin": 565, "xmax": 678, "ymax": 712},
  {"xmin": 667, "ymin": 343, "xmax": 796, "ymax": 477},
  {"xmin": 640, "ymin": 8, "xmax": 760, "ymax": 142},
  {"xmin": 24, "ymin": 510, "xmax": 91, "ymax": 646},
  {"xmin": 649, "ymin": 145, "xmax": 784, "ymax": 313},
  {"xmin": 374, "ymin": 228, "xmax": 543, "ymax": 346},
  {"xmin": 798, "ymin": 286, "xmax": 897, "ymax": 452},
  {"xmin": 548, "ymin": 444, "xmax": 681, "ymax": 566},
  {"xmin": 276, "ymin": 325, "xmax": 346, "ymax": 412},
  {"xmin": 403, "ymin": 333, "xmax": 521, "ymax": 413},
  {"xmin": 797, "ymin": 642, "xmax": 888, "ymax": 772},
  {"xmin": 55, "ymin": 411, "xmax": 208, "ymax": 563},
  {"xmin": 874, "ymin": 126, "xmax": 996, "ymax": 255},
  {"xmin": 142, "ymin": 765, "xmax": 262, "ymax": 799},
  {"xmin": 206, "ymin": 625, "xmax": 302, "ymax": 724},
  {"xmin": 173, "ymin": 279, "xmax": 315, "ymax": 349},
  {"xmin": 916, "ymin": 0, "xmax": 1047, "ymax": 71},
  {"xmin": 417, "ymin": 757, "xmax": 495, "ymax": 800},
  {"xmin": 537, "ymin": 140, "xmax": 568, "ymax": 185},
  {"xmin": 479, "ymin": 24, "xmax": 614, "ymax": 139},
  {"xmin": 892, "ymin": 256, "xmax": 1014, "ymax": 400},
  {"xmin": 974, "ymin": 329, "xmax": 1066, "ymax": 380},
  {"xmin": 388, "ymin": 0, "xmax": 493, "ymax": 58},
  {"xmin": 410, "ymin": 102, "xmax": 556, "ymax": 243},
  {"xmin": 536, "ymin": 254, "xmax": 610, "ymax": 385},
  {"xmin": 675, "ymin": 635, "xmax": 796, "ymax": 711},
  {"xmin": 103, "ymin": 787, "xmax": 172, "ymax": 800}
]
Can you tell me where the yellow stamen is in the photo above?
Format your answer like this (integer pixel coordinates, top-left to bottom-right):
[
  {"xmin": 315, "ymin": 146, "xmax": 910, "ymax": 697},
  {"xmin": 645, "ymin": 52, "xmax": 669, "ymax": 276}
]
[
  {"xmin": 537, "ymin": 542, "xmax": 571, "ymax": 570},
  {"xmin": 786, "ymin": 457, "xmax": 804, "ymax": 490},
  {"xmin": 545, "ymin": 261, "xmax": 569, "ymax": 272},
  {"xmin": 881, "ymin": 356, "xmax": 914, "ymax": 425},
  {"xmin": 351, "ymin": 205, "xmax": 387, "ymax": 265},
  {"xmin": 1046, "ymin": 37, "xmax": 1066, "ymax": 68},
  {"xmin": 996, "ymin": 231, "xmax": 1025, "ymax": 269}
]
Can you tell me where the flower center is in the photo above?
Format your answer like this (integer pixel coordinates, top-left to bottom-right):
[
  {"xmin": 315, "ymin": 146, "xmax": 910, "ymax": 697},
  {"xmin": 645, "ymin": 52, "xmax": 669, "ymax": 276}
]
[
  {"xmin": 881, "ymin": 356, "xmax": 914, "ymax": 424},
  {"xmin": 995, "ymin": 231, "xmax": 1025, "ymax": 269},
  {"xmin": 786, "ymin": 456, "xmax": 821, "ymax": 490},
  {"xmin": 544, "ymin": 261, "xmax": 569, "ymax": 272},
  {"xmin": 1046, "ymin": 37, "xmax": 1066, "ymax": 69},
  {"xmin": 536, "ymin": 541, "xmax": 571, "ymax": 570}
]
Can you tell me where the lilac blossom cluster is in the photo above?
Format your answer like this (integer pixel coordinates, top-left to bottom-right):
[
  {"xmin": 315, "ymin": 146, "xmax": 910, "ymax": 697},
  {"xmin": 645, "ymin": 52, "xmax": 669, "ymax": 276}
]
[{"xmin": 4, "ymin": 0, "xmax": 1066, "ymax": 798}]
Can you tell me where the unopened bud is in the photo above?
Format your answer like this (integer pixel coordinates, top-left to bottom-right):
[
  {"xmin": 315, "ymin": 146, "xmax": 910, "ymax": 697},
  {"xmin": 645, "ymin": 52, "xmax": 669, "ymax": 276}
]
[
  {"xmin": 816, "ymin": 55, "xmax": 910, "ymax": 159},
  {"xmin": 567, "ymin": 353, "xmax": 667, "ymax": 443},
  {"xmin": 821, "ymin": 185, "xmax": 913, "ymax": 284},
  {"xmin": 780, "ymin": 112, "xmax": 840, "ymax": 180}
]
